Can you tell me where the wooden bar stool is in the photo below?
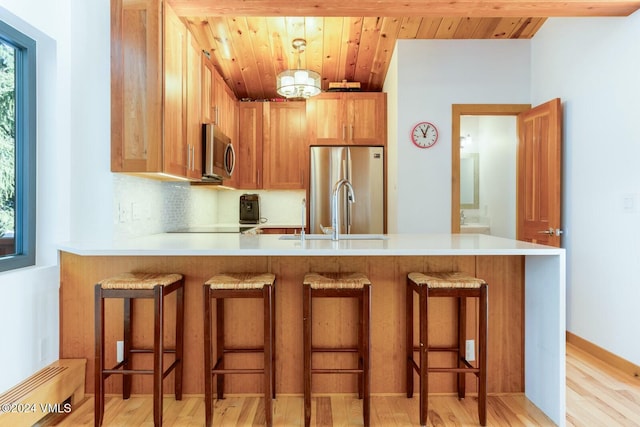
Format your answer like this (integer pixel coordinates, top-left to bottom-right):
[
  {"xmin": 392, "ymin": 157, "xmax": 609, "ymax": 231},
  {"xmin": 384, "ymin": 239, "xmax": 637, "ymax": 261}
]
[
  {"xmin": 406, "ymin": 272, "xmax": 488, "ymax": 426},
  {"xmin": 302, "ymin": 272, "xmax": 372, "ymax": 427},
  {"xmin": 203, "ymin": 273, "xmax": 276, "ymax": 427},
  {"xmin": 94, "ymin": 272, "xmax": 185, "ymax": 427}
]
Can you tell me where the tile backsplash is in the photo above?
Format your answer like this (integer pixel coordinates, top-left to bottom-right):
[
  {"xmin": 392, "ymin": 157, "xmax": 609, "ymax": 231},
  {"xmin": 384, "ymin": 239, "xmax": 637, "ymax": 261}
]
[{"xmin": 113, "ymin": 174, "xmax": 305, "ymax": 239}]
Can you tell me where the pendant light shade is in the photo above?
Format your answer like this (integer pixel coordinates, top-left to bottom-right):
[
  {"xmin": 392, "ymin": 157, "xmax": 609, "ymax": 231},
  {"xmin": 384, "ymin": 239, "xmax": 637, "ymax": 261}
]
[{"xmin": 276, "ymin": 39, "xmax": 321, "ymax": 99}]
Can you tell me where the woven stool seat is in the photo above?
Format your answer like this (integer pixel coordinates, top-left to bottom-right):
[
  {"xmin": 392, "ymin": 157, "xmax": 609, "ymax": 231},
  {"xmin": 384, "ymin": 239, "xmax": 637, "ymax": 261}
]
[
  {"xmin": 408, "ymin": 271, "xmax": 486, "ymax": 289},
  {"xmin": 205, "ymin": 273, "xmax": 275, "ymax": 290},
  {"xmin": 303, "ymin": 272, "xmax": 371, "ymax": 289},
  {"xmin": 98, "ymin": 272, "xmax": 184, "ymax": 290}
]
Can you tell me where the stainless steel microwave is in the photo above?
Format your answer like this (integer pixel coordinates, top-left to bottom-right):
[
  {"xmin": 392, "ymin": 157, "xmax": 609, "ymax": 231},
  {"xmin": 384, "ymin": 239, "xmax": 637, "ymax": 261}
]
[{"xmin": 202, "ymin": 123, "xmax": 235, "ymax": 181}]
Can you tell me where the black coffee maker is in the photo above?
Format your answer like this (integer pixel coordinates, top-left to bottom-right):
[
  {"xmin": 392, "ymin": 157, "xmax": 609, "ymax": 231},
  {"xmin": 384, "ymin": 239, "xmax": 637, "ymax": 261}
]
[{"xmin": 239, "ymin": 194, "xmax": 260, "ymax": 224}]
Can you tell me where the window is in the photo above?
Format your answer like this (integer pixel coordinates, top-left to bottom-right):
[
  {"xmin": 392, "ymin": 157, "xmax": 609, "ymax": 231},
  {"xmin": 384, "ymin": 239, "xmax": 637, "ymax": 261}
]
[{"xmin": 0, "ymin": 20, "xmax": 36, "ymax": 271}]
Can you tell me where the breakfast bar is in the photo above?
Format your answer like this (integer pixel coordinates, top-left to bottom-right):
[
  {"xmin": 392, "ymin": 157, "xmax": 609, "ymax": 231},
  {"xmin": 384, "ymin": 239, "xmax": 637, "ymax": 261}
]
[{"xmin": 58, "ymin": 233, "xmax": 565, "ymax": 426}]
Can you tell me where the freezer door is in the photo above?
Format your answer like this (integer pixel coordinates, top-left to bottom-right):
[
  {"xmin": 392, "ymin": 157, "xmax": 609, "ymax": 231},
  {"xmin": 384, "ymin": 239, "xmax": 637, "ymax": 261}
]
[{"xmin": 348, "ymin": 146, "xmax": 384, "ymax": 234}]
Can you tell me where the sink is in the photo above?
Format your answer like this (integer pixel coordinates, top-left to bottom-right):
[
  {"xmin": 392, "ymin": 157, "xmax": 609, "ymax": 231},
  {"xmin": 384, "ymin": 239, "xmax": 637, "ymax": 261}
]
[{"xmin": 279, "ymin": 234, "xmax": 388, "ymax": 241}]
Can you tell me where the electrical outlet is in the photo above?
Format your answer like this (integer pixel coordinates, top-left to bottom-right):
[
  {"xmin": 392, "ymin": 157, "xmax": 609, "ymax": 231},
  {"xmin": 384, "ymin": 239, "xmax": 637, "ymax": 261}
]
[
  {"xmin": 116, "ymin": 341, "xmax": 124, "ymax": 363},
  {"xmin": 118, "ymin": 203, "xmax": 129, "ymax": 223},
  {"xmin": 465, "ymin": 339, "xmax": 475, "ymax": 362}
]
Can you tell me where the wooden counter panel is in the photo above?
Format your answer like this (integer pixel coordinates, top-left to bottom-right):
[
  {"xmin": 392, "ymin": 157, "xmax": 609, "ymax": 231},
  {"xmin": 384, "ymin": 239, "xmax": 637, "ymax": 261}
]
[{"xmin": 59, "ymin": 253, "xmax": 523, "ymax": 396}]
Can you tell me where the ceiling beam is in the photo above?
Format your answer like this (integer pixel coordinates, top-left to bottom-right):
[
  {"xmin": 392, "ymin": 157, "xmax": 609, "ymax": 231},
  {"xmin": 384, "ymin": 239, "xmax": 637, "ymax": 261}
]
[{"xmin": 169, "ymin": 0, "xmax": 640, "ymax": 18}]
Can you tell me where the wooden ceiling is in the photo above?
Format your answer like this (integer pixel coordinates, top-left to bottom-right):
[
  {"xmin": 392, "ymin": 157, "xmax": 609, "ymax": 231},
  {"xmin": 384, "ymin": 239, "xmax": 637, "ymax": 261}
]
[{"xmin": 173, "ymin": 1, "xmax": 640, "ymax": 100}]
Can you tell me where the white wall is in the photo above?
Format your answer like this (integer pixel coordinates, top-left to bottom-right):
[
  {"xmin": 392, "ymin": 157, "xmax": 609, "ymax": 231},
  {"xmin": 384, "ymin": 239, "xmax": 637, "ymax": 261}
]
[
  {"xmin": 532, "ymin": 12, "xmax": 640, "ymax": 365},
  {"xmin": 391, "ymin": 40, "xmax": 531, "ymax": 233},
  {"xmin": 0, "ymin": 0, "xmax": 71, "ymax": 393}
]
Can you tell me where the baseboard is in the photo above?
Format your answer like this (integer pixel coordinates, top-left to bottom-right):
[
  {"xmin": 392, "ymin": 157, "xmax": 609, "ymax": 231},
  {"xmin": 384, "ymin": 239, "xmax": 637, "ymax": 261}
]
[
  {"xmin": 566, "ymin": 331, "xmax": 640, "ymax": 379},
  {"xmin": 0, "ymin": 359, "xmax": 86, "ymax": 426}
]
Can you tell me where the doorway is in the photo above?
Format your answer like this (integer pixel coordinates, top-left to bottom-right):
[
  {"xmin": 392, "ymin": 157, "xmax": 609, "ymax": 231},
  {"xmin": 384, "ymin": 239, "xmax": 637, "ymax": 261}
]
[{"xmin": 451, "ymin": 104, "xmax": 531, "ymax": 236}]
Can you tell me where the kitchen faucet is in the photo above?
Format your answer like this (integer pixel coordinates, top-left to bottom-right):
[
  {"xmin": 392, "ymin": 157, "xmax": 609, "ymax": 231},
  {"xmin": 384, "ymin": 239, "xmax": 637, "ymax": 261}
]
[{"xmin": 331, "ymin": 178, "xmax": 356, "ymax": 241}]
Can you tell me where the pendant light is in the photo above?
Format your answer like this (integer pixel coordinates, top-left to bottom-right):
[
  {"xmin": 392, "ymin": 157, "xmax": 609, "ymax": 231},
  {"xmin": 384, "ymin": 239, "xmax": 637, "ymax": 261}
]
[{"xmin": 276, "ymin": 38, "xmax": 321, "ymax": 99}]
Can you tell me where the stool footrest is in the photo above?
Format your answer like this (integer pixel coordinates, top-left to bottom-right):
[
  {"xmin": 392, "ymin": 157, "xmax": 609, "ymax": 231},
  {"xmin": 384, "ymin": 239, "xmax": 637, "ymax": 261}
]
[
  {"xmin": 311, "ymin": 347, "xmax": 359, "ymax": 353},
  {"xmin": 211, "ymin": 368, "xmax": 265, "ymax": 375},
  {"xmin": 429, "ymin": 367, "xmax": 480, "ymax": 374},
  {"xmin": 130, "ymin": 348, "xmax": 177, "ymax": 354},
  {"xmin": 311, "ymin": 368, "xmax": 364, "ymax": 374},
  {"xmin": 223, "ymin": 347, "xmax": 265, "ymax": 354}
]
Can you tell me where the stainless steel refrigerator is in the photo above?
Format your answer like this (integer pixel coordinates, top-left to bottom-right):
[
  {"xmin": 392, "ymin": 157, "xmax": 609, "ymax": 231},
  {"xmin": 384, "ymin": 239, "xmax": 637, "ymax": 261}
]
[{"xmin": 309, "ymin": 146, "xmax": 384, "ymax": 234}]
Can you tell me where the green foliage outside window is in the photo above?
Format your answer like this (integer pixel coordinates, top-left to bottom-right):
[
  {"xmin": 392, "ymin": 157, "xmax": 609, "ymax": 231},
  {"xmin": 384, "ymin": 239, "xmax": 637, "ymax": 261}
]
[{"xmin": 0, "ymin": 42, "xmax": 15, "ymax": 238}]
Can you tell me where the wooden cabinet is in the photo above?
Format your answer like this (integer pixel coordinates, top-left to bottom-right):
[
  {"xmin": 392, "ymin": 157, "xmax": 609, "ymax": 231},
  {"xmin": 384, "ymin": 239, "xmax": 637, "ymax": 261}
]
[
  {"xmin": 185, "ymin": 32, "xmax": 202, "ymax": 179},
  {"xmin": 306, "ymin": 92, "xmax": 387, "ymax": 146},
  {"xmin": 111, "ymin": 0, "xmax": 163, "ymax": 173},
  {"xmin": 112, "ymin": 0, "xmax": 204, "ymax": 180},
  {"xmin": 235, "ymin": 102, "xmax": 306, "ymax": 190},
  {"xmin": 235, "ymin": 103, "xmax": 263, "ymax": 189},
  {"xmin": 263, "ymin": 102, "xmax": 307, "ymax": 189}
]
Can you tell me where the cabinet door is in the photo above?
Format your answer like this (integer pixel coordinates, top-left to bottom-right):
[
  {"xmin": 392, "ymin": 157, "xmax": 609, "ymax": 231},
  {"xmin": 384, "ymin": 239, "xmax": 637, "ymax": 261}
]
[
  {"xmin": 163, "ymin": 4, "xmax": 187, "ymax": 177},
  {"xmin": 235, "ymin": 103, "xmax": 263, "ymax": 189},
  {"xmin": 185, "ymin": 32, "xmax": 202, "ymax": 179},
  {"xmin": 263, "ymin": 102, "xmax": 307, "ymax": 189},
  {"xmin": 306, "ymin": 92, "xmax": 343, "ymax": 145},
  {"xmin": 111, "ymin": 0, "xmax": 162, "ymax": 173},
  {"xmin": 201, "ymin": 55, "xmax": 215, "ymax": 123},
  {"xmin": 346, "ymin": 92, "xmax": 387, "ymax": 145}
]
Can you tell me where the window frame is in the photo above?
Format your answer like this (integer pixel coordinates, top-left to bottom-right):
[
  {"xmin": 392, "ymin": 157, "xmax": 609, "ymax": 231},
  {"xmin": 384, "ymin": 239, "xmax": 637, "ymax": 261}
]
[{"xmin": 0, "ymin": 20, "xmax": 36, "ymax": 272}]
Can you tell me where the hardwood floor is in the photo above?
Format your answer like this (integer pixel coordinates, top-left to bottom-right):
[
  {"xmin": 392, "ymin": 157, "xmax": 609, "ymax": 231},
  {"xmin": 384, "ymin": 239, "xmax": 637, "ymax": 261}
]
[{"xmin": 46, "ymin": 343, "xmax": 640, "ymax": 426}]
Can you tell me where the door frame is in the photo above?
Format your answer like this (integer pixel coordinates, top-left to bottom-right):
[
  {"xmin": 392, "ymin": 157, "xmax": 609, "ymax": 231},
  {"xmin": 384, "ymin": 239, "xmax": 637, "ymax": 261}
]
[{"xmin": 451, "ymin": 104, "xmax": 531, "ymax": 233}]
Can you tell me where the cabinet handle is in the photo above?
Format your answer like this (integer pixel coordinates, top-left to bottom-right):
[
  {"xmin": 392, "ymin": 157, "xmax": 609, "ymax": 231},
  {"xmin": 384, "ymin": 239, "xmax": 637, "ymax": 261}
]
[
  {"xmin": 342, "ymin": 124, "xmax": 346, "ymax": 141},
  {"xmin": 350, "ymin": 124, "xmax": 354, "ymax": 141}
]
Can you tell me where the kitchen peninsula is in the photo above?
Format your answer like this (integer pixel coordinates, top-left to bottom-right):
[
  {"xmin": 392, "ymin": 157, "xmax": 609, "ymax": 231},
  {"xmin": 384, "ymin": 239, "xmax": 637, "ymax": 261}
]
[{"xmin": 59, "ymin": 233, "xmax": 565, "ymax": 426}]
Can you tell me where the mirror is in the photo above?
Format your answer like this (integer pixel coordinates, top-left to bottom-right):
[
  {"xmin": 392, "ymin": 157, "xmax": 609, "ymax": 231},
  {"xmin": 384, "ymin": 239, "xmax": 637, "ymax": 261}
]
[{"xmin": 460, "ymin": 153, "xmax": 479, "ymax": 209}]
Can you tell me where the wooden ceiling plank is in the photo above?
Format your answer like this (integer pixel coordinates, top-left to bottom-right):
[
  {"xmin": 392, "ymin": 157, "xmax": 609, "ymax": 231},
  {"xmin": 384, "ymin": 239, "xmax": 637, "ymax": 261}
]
[
  {"xmin": 353, "ymin": 17, "xmax": 383, "ymax": 91},
  {"xmin": 227, "ymin": 17, "xmax": 266, "ymax": 99},
  {"xmin": 517, "ymin": 17, "xmax": 547, "ymax": 38},
  {"xmin": 490, "ymin": 17, "xmax": 524, "ymax": 38},
  {"xmin": 170, "ymin": 1, "xmax": 640, "ymax": 18},
  {"xmin": 471, "ymin": 17, "xmax": 503, "ymax": 38},
  {"xmin": 339, "ymin": 17, "xmax": 364, "ymax": 83},
  {"xmin": 368, "ymin": 16, "xmax": 402, "ymax": 91},
  {"xmin": 397, "ymin": 16, "xmax": 422, "ymax": 39},
  {"xmin": 321, "ymin": 17, "xmax": 345, "ymax": 90},
  {"xmin": 303, "ymin": 17, "xmax": 325, "ymax": 78},
  {"xmin": 453, "ymin": 17, "xmax": 483, "ymax": 38},
  {"xmin": 415, "ymin": 17, "xmax": 444, "ymax": 38},
  {"xmin": 247, "ymin": 17, "xmax": 277, "ymax": 99},
  {"xmin": 435, "ymin": 17, "xmax": 462, "ymax": 38}
]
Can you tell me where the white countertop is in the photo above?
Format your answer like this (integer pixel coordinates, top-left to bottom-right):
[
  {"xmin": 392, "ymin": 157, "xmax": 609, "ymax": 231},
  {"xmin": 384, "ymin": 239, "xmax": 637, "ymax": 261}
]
[{"xmin": 59, "ymin": 233, "xmax": 564, "ymax": 257}]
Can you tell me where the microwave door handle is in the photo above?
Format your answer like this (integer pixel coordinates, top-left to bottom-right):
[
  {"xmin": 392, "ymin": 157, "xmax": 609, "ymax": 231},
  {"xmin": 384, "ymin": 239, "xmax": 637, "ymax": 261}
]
[{"xmin": 225, "ymin": 143, "xmax": 236, "ymax": 176}]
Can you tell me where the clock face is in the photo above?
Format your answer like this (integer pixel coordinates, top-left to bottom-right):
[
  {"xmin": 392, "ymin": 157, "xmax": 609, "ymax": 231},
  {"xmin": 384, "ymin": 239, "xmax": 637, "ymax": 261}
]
[{"xmin": 411, "ymin": 121, "xmax": 439, "ymax": 149}]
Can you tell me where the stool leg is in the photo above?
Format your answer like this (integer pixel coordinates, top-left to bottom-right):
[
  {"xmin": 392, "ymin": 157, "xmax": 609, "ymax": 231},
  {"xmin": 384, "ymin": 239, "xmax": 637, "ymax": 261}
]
[
  {"xmin": 153, "ymin": 286, "xmax": 164, "ymax": 426},
  {"xmin": 94, "ymin": 285, "xmax": 105, "ymax": 427},
  {"xmin": 363, "ymin": 284, "xmax": 371, "ymax": 427},
  {"xmin": 263, "ymin": 285, "xmax": 273, "ymax": 427},
  {"xmin": 203, "ymin": 286, "xmax": 213, "ymax": 427},
  {"xmin": 419, "ymin": 286, "xmax": 428, "ymax": 427},
  {"xmin": 358, "ymin": 290, "xmax": 364, "ymax": 400},
  {"xmin": 175, "ymin": 282, "xmax": 184, "ymax": 400},
  {"xmin": 272, "ymin": 284, "xmax": 277, "ymax": 399},
  {"xmin": 406, "ymin": 277, "xmax": 414, "ymax": 398},
  {"xmin": 123, "ymin": 297, "xmax": 132, "ymax": 400},
  {"xmin": 457, "ymin": 296, "xmax": 467, "ymax": 399},
  {"xmin": 216, "ymin": 298, "xmax": 225, "ymax": 399},
  {"xmin": 478, "ymin": 284, "xmax": 488, "ymax": 426},
  {"xmin": 303, "ymin": 284, "xmax": 312, "ymax": 427}
]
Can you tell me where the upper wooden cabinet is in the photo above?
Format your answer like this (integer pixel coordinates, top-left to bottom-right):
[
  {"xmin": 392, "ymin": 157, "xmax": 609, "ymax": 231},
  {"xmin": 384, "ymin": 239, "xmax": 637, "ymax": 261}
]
[
  {"xmin": 111, "ymin": 0, "xmax": 163, "ymax": 173},
  {"xmin": 112, "ymin": 0, "xmax": 205, "ymax": 180},
  {"xmin": 263, "ymin": 102, "xmax": 307, "ymax": 190},
  {"xmin": 235, "ymin": 102, "xmax": 306, "ymax": 190},
  {"xmin": 235, "ymin": 102, "xmax": 263, "ymax": 189},
  {"xmin": 306, "ymin": 92, "xmax": 387, "ymax": 146}
]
